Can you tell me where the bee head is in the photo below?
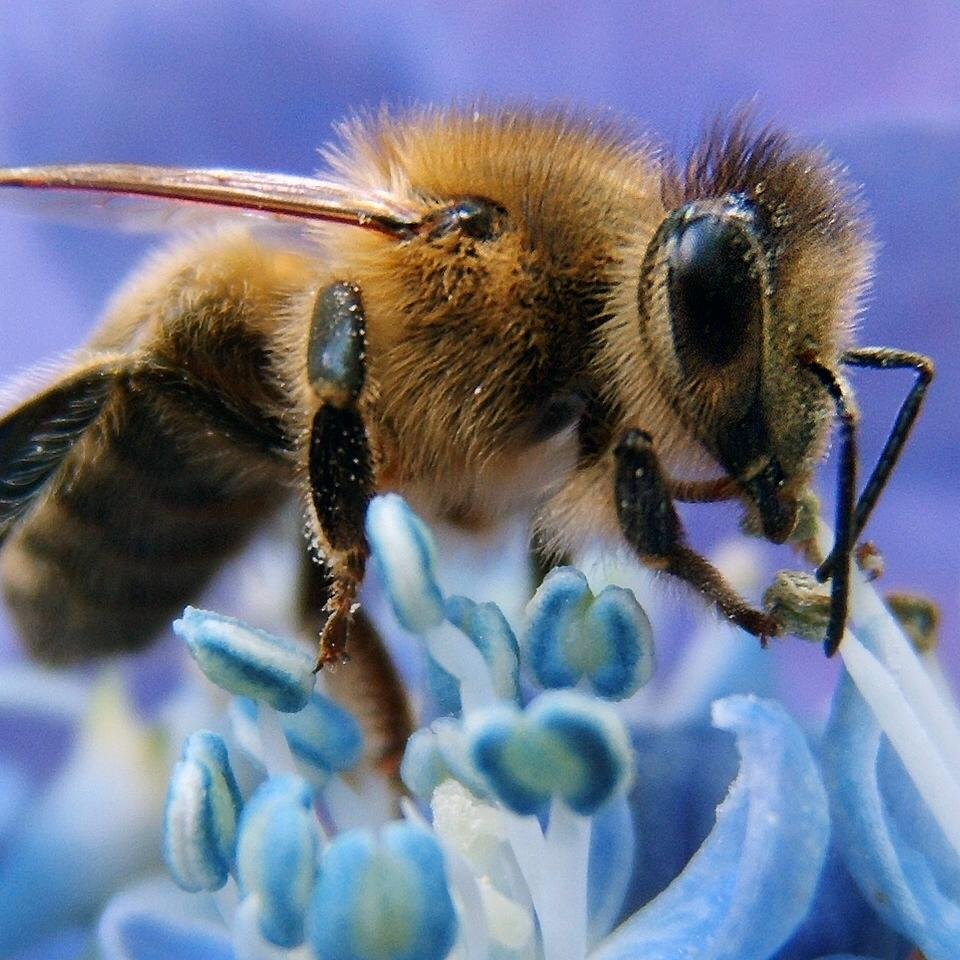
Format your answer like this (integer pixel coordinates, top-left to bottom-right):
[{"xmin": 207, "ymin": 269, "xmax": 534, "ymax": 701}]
[{"xmin": 638, "ymin": 118, "xmax": 871, "ymax": 542}]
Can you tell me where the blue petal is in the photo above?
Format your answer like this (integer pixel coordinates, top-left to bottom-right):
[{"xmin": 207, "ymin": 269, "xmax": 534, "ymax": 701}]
[
  {"xmin": 587, "ymin": 794, "xmax": 635, "ymax": 944},
  {"xmin": 366, "ymin": 495, "xmax": 445, "ymax": 634},
  {"xmin": 103, "ymin": 915, "xmax": 233, "ymax": 960},
  {"xmin": 0, "ymin": 763, "xmax": 29, "ymax": 852},
  {"xmin": 621, "ymin": 724, "xmax": 739, "ymax": 912},
  {"xmin": 308, "ymin": 822, "xmax": 457, "ymax": 960},
  {"xmin": 774, "ymin": 839, "xmax": 911, "ymax": 958},
  {"xmin": 173, "ymin": 607, "xmax": 315, "ymax": 713},
  {"xmin": 523, "ymin": 569, "xmax": 653, "ymax": 700},
  {"xmin": 236, "ymin": 775, "xmax": 318, "ymax": 948},
  {"xmin": 163, "ymin": 731, "xmax": 243, "ymax": 893},
  {"xmin": 0, "ymin": 679, "xmax": 167, "ymax": 955},
  {"xmin": 280, "ymin": 692, "xmax": 365, "ymax": 780},
  {"xmin": 466, "ymin": 691, "xmax": 633, "ymax": 816},
  {"xmin": 431, "ymin": 596, "xmax": 521, "ymax": 712},
  {"xmin": 593, "ymin": 696, "xmax": 830, "ymax": 960},
  {"xmin": 821, "ymin": 671, "xmax": 960, "ymax": 957},
  {"xmin": 0, "ymin": 667, "xmax": 86, "ymax": 790}
]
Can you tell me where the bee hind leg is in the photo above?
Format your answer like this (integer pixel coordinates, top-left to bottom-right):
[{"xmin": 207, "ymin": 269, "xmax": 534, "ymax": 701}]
[
  {"xmin": 614, "ymin": 429, "xmax": 781, "ymax": 643},
  {"xmin": 305, "ymin": 281, "xmax": 375, "ymax": 668}
]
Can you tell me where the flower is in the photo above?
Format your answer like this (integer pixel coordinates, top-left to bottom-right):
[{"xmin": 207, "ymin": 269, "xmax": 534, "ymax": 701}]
[
  {"xmin": 0, "ymin": 507, "xmax": 952, "ymax": 960},
  {"xmin": 30, "ymin": 493, "xmax": 947, "ymax": 960}
]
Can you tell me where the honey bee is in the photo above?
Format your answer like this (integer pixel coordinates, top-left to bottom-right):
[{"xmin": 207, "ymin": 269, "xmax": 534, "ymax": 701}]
[{"xmin": 0, "ymin": 107, "xmax": 933, "ymax": 670}]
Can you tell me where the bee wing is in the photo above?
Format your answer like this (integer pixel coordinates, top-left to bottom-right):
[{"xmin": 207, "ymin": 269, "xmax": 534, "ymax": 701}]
[
  {"xmin": 0, "ymin": 164, "xmax": 423, "ymax": 239},
  {"xmin": 0, "ymin": 357, "xmax": 128, "ymax": 541}
]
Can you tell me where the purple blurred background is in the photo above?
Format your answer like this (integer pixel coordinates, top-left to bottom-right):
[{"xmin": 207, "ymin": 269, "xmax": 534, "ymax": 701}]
[{"xmin": 0, "ymin": 1, "xmax": 956, "ymax": 699}]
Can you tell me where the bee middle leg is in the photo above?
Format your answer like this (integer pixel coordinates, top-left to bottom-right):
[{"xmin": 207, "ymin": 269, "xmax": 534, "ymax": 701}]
[
  {"xmin": 305, "ymin": 281, "xmax": 376, "ymax": 667},
  {"xmin": 614, "ymin": 429, "xmax": 781, "ymax": 642},
  {"xmin": 298, "ymin": 549, "xmax": 414, "ymax": 778}
]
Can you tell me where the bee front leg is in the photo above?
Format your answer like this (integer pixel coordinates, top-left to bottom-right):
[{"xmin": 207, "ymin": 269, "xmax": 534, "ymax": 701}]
[
  {"xmin": 614, "ymin": 429, "xmax": 781, "ymax": 642},
  {"xmin": 305, "ymin": 281, "xmax": 375, "ymax": 667}
]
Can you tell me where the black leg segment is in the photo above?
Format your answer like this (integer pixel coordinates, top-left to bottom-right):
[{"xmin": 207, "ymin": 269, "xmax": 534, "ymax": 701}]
[
  {"xmin": 308, "ymin": 281, "xmax": 367, "ymax": 408},
  {"xmin": 801, "ymin": 358, "xmax": 858, "ymax": 656},
  {"xmin": 614, "ymin": 429, "xmax": 780, "ymax": 642},
  {"xmin": 305, "ymin": 281, "xmax": 375, "ymax": 666},
  {"xmin": 309, "ymin": 405, "xmax": 374, "ymax": 553}
]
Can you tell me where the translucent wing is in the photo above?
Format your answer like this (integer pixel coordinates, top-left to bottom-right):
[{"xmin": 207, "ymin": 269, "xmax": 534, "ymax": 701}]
[
  {"xmin": 0, "ymin": 164, "xmax": 424, "ymax": 239},
  {"xmin": 0, "ymin": 358, "xmax": 127, "ymax": 540}
]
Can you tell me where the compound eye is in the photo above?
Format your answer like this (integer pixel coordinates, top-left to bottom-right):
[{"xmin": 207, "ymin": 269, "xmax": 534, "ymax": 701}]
[
  {"xmin": 423, "ymin": 197, "xmax": 508, "ymax": 242},
  {"xmin": 666, "ymin": 212, "xmax": 764, "ymax": 371}
]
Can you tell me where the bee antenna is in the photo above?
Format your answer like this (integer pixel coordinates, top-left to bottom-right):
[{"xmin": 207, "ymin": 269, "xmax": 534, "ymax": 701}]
[
  {"xmin": 817, "ymin": 348, "xmax": 934, "ymax": 581},
  {"xmin": 799, "ymin": 355, "xmax": 858, "ymax": 657}
]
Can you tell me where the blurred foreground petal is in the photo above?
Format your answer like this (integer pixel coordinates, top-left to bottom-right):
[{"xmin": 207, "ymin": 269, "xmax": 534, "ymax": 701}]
[
  {"xmin": 98, "ymin": 875, "xmax": 233, "ymax": 960},
  {"xmin": 0, "ymin": 677, "xmax": 167, "ymax": 955}
]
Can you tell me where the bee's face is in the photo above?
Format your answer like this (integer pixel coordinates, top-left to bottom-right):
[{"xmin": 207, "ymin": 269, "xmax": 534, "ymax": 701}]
[{"xmin": 636, "ymin": 124, "xmax": 871, "ymax": 541}]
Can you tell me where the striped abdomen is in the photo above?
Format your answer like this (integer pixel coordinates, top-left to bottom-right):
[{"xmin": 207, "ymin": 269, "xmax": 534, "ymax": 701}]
[{"xmin": 1, "ymin": 378, "xmax": 290, "ymax": 663}]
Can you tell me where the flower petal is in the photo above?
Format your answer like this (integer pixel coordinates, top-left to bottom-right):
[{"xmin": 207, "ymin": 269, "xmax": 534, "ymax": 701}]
[
  {"xmin": 587, "ymin": 794, "xmax": 635, "ymax": 944},
  {"xmin": 821, "ymin": 671, "xmax": 960, "ymax": 957},
  {"xmin": 0, "ymin": 665, "xmax": 87, "ymax": 788},
  {"xmin": 593, "ymin": 695, "xmax": 829, "ymax": 960},
  {"xmin": 98, "ymin": 875, "xmax": 233, "ymax": 960},
  {"xmin": 0, "ymin": 763, "xmax": 29, "ymax": 851},
  {"xmin": 0, "ymin": 677, "xmax": 167, "ymax": 955}
]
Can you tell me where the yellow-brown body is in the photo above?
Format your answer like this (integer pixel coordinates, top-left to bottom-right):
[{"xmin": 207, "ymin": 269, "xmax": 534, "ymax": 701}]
[{"xmin": 0, "ymin": 107, "xmax": 880, "ymax": 666}]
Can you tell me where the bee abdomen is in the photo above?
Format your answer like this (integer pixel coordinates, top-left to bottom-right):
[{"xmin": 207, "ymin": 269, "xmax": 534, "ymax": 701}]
[{"xmin": 1, "ymin": 388, "xmax": 285, "ymax": 664}]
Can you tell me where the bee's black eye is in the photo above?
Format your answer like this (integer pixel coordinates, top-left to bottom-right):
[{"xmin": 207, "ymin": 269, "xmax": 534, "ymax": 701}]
[
  {"xmin": 423, "ymin": 197, "xmax": 508, "ymax": 242},
  {"xmin": 666, "ymin": 211, "xmax": 764, "ymax": 370}
]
